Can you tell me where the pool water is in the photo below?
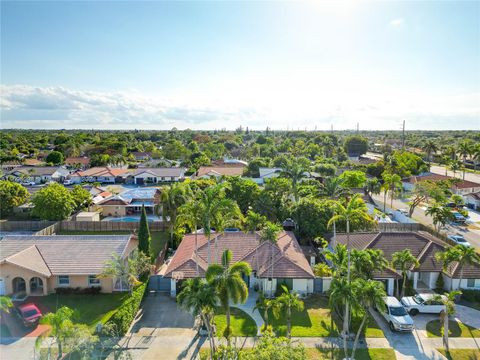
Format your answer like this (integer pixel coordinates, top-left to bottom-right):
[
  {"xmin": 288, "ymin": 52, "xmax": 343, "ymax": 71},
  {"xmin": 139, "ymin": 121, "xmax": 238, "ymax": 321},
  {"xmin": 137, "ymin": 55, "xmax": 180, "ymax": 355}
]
[{"xmin": 104, "ymin": 216, "xmax": 160, "ymax": 222}]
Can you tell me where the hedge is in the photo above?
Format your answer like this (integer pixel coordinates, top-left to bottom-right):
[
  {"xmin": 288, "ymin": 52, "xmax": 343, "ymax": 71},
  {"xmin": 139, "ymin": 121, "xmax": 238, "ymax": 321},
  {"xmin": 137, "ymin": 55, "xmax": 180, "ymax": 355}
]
[{"xmin": 107, "ymin": 282, "xmax": 147, "ymax": 335}]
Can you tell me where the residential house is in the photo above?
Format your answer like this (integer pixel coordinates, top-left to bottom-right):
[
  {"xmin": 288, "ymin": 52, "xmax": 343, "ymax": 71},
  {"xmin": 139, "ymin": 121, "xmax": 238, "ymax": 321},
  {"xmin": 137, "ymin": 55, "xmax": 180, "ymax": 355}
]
[
  {"xmin": 97, "ymin": 187, "xmax": 161, "ymax": 217},
  {"xmin": 331, "ymin": 231, "xmax": 480, "ymax": 294},
  {"xmin": 6, "ymin": 166, "xmax": 70, "ymax": 184},
  {"xmin": 465, "ymin": 191, "xmax": 480, "ymax": 211},
  {"xmin": 402, "ymin": 173, "xmax": 480, "ymax": 196},
  {"xmin": 65, "ymin": 156, "xmax": 90, "ymax": 169},
  {"xmin": 164, "ymin": 230, "xmax": 315, "ymax": 297},
  {"xmin": 131, "ymin": 151, "xmax": 152, "ymax": 161},
  {"xmin": 0, "ymin": 235, "xmax": 138, "ymax": 296},
  {"xmin": 70, "ymin": 167, "xmax": 129, "ymax": 184},
  {"xmin": 196, "ymin": 164, "xmax": 246, "ymax": 178},
  {"xmin": 127, "ymin": 167, "xmax": 186, "ymax": 185}
]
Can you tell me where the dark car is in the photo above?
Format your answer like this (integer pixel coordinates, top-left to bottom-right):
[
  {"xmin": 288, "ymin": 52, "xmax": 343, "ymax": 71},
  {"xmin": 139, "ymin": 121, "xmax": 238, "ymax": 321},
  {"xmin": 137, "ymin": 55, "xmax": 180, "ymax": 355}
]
[{"xmin": 16, "ymin": 303, "xmax": 42, "ymax": 327}]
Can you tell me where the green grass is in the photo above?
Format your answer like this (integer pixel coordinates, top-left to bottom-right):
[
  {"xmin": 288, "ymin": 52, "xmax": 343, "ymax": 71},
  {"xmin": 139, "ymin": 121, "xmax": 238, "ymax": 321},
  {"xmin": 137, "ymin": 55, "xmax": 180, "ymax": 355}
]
[
  {"xmin": 0, "ymin": 324, "xmax": 12, "ymax": 338},
  {"xmin": 265, "ymin": 295, "xmax": 384, "ymax": 338},
  {"xmin": 214, "ymin": 307, "xmax": 258, "ymax": 337},
  {"xmin": 34, "ymin": 293, "xmax": 128, "ymax": 329},
  {"xmin": 57, "ymin": 230, "xmax": 168, "ymax": 259},
  {"xmin": 426, "ymin": 320, "xmax": 480, "ymax": 338},
  {"xmin": 306, "ymin": 347, "xmax": 396, "ymax": 360},
  {"xmin": 437, "ymin": 349, "xmax": 480, "ymax": 360}
]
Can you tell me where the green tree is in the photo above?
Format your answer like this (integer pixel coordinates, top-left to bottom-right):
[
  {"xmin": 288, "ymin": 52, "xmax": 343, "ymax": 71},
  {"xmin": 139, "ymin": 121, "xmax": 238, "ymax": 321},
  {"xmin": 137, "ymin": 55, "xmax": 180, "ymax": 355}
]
[
  {"xmin": 32, "ymin": 183, "xmax": 76, "ymax": 220},
  {"xmin": 422, "ymin": 140, "xmax": 438, "ymax": 163},
  {"xmin": 260, "ymin": 222, "xmax": 282, "ymax": 296},
  {"xmin": 437, "ymin": 245, "xmax": 480, "ymax": 291},
  {"xmin": 160, "ymin": 183, "xmax": 191, "ymax": 248},
  {"xmin": 338, "ymin": 170, "xmax": 367, "ymax": 188},
  {"xmin": 0, "ymin": 296, "xmax": 13, "ymax": 313},
  {"xmin": 425, "ymin": 203, "xmax": 453, "ymax": 232},
  {"xmin": 280, "ymin": 156, "xmax": 310, "ymax": 202},
  {"xmin": 457, "ymin": 141, "xmax": 473, "ymax": 180},
  {"xmin": 274, "ymin": 285, "xmax": 305, "ymax": 338},
  {"xmin": 46, "ymin": 150, "xmax": 64, "ymax": 165},
  {"xmin": 290, "ymin": 198, "xmax": 335, "ymax": 242},
  {"xmin": 344, "ymin": 135, "xmax": 368, "ymax": 156},
  {"xmin": 138, "ymin": 205, "xmax": 151, "ymax": 258},
  {"xmin": 449, "ymin": 159, "xmax": 462, "ymax": 178},
  {"xmin": 407, "ymin": 180, "xmax": 449, "ymax": 217},
  {"xmin": 99, "ymin": 252, "xmax": 151, "ymax": 292},
  {"xmin": 381, "ymin": 171, "xmax": 402, "ymax": 211},
  {"xmin": 0, "ymin": 180, "xmax": 29, "ymax": 218},
  {"xmin": 70, "ymin": 185, "xmax": 92, "ymax": 210},
  {"xmin": 392, "ymin": 249, "xmax": 420, "ymax": 297},
  {"xmin": 318, "ymin": 176, "xmax": 349, "ymax": 198},
  {"xmin": 243, "ymin": 210, "xmax": 267, "ymax": 233},
  {"xmin": 205, "ymin": 249, "xmax": 251, "ymax": 342},
  {"xmin": 434, "ymin": 290, "xmax": 462, "ymax": 352},
  {"xmin": 177, "ymin": 278, "xmax": 218, "ymax": 354},
  {"xmin": 329, "ymin": 277, "xmax": 353, "ymax": 356},
  {"xmin": 224, "ymin": 176, "xmax": 261, "ymax": 214},
  {"xmin": 253, "ymin": 291, "xmax": 278, "ymax": 330},
  {"xmin": 365, "ymin": 177, "xmax": 381, "ymax": 197}
]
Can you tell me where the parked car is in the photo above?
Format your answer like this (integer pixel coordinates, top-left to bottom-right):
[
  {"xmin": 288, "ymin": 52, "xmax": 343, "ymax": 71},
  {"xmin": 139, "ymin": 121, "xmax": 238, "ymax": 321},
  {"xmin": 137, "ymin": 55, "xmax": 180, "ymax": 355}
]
[
  {"xmin": 21, "ymin": 181, "xmax": 36, "ymax": 186},
  {"xmin": 447, "ymin": 234, "xmax": 471, "ymax": 247},
  {"xmin": 16, "ymin": 303, "xmax": 42, "ymax": 327},
  {"xmin": 401, "ymin": 293, "xmax": 446, "ymax": 315},
  {"xmin": 63, "ymin": 179, "xmax": 74, "ymax": 185},
  {"xmin": 377, "ymin": 296, "xmax": 414, "ymax": 332},
  {"xmin": 451, "ymin": 212, "xmax": 467, "ymax": 224}
]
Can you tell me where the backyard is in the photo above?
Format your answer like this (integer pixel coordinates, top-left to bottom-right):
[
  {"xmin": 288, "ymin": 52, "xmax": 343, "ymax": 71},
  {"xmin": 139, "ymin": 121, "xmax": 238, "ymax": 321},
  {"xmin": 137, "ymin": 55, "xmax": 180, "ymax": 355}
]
[
  {"xmin": 266, "ymin": 295, "xmax": 384, "ymax": 338},
  {"xmin": 57, "ymin": 230, "xmax": 169, "ymax": 258}
]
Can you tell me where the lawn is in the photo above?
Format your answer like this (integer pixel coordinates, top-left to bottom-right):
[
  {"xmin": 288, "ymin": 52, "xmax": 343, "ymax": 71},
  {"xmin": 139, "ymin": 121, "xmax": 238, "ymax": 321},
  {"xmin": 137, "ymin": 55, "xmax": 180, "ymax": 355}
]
[
  {"xmin": 426, "ymin": 320, "xmax": 480, "ymax": 338},
  {"xmin": 214, "ymin": 308, "xmax": 258, "ymax": 337},
  {"xmin": 57, "ymin": 230, "xmax": 168, "ymax": 258},
  {"xmin": 306, "ymin": 347, "xmax": 396, "ymax": 360},
  {"xmin": 437, "ymin": 349, "xmax": 480, "ymax": 360},
  {"xmin": 33, "ymin": 293, "xmax": 128, "ymax": 329},
  {"xmin": 265, "ymin": 295, "xmax": 384, "ymax": 338}
]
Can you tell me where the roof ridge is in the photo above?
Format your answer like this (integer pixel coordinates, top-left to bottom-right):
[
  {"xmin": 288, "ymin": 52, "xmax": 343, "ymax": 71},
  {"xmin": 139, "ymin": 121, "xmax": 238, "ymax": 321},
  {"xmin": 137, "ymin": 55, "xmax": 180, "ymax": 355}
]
[
  {"xmin": 414, "ymin": 241, "xmax": 433, "ymax": 270},
  {"xmin": 364, "ymin": 232, "xmax": 382, "ymax": 249}
]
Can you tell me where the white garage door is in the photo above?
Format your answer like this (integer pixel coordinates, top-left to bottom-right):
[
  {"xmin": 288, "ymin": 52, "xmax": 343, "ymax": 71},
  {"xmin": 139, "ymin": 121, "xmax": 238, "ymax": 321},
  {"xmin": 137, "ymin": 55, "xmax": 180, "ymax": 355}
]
[{"xmin": 0, "ymin": 279, "xmax": 5, "ymax": 295}]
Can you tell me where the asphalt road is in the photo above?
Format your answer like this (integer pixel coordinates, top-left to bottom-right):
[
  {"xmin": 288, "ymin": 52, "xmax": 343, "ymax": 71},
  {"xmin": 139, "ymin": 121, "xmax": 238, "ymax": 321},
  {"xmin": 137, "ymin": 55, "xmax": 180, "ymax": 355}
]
[{"xmin": 429, "ymin": 164, "xmax": 480, "ymax": 183}]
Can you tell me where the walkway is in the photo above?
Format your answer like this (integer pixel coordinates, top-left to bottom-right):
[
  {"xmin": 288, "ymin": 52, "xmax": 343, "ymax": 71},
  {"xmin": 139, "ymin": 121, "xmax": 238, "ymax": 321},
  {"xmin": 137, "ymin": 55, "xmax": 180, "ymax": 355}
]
[{"xmin": 231, "ymin": 292, "xmax": 265, "ymax": 335}]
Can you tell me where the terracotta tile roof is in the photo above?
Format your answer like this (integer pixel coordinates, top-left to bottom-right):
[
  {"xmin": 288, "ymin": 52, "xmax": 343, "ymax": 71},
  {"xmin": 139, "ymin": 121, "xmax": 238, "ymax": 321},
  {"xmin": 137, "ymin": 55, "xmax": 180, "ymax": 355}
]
[
  {"xmin": 165, "ymin": 231, "xmax": 314, "ymax": 279},
  {"xmin": 196, "ymin": 166, "xmax": 245, "ymax": 177},
  {"xmin": 23, "ymin": 159, "xmax": 44, "ymax": 166},
  {"xmin": 403, "ymin": 173, "xmax": 480, "ymax": 189},
  {"xmin": 73, "ymin": 167, "xmax": 128, "ymax": 177},
  {"xmin": 65, "ymin": 157, "xmax": 90, "ymax": 165},
  {"xmin": 0, "ymin": 235, "xmax": 135, "ymax": 275}
]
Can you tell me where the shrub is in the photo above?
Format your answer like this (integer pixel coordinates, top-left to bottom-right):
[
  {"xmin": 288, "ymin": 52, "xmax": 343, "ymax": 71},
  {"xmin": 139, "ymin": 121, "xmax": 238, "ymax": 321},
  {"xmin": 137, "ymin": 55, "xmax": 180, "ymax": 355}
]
[
  {"xmin": 107, "ymin": 282, "xmax": 147, "ymax": 335},
  {"xmin": 313, "ymin": 263, "xmax": 332, "ymax": 277},
  {"xmin": 404, "ymin": 278, "xmax": 416, "ymax": 296},
  {"xmin": 435, "ymin": 273, "xmax": 445, "ymax": 292},
  {"xmin": 54, "ymin": 286, "xmax": 102, "ymax": 295},
  {"xmin": 461, "ymin": 289, "xmax": 480, "ymax": 303}
]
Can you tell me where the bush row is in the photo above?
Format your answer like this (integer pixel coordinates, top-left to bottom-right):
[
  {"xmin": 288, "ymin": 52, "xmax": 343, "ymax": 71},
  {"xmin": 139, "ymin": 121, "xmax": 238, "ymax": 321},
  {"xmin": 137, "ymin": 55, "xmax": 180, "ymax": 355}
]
[
  {"xmin": 107, "ymin": 282, "xmax": 147, "ymax": 335},
  {"xmin": 55, "ymin": 286, "xmax": 102, "ymax": 295},
  {"xmin": 461, "ymin": 289, "xmax": 480, "ymax": 303}
]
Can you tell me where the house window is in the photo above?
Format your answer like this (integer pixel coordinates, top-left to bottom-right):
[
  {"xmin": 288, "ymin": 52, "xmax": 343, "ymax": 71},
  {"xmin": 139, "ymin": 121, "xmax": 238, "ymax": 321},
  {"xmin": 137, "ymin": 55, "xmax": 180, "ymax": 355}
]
[
  {"xmin": 58, "ymin": 275, "xmax": 70, "ymax": 286},
  {"xmin": 467, "ymin": 279, "xmax": 475, "ymax": 288},
  {"xmin": 88, "ymin": 275, "xmax": 101, "ymax": 286}
]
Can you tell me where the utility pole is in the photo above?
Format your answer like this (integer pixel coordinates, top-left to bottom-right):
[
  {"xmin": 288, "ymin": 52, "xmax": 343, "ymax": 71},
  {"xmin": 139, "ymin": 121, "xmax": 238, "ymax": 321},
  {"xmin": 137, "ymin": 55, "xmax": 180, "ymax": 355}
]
[
  {"xmin": 356, "ymin": 122, "xmax": 359, "ymax": 133},
  {"xmin": 402, "ymin": 120, "xmax": 406, "ymax": 150}
]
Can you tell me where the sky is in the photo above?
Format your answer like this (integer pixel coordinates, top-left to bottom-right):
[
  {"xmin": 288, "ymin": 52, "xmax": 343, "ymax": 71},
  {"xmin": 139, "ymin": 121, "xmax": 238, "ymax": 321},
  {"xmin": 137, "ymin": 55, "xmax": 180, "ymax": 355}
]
[{"xmin": 1, "ymin": 1, "xmax": 479, "ymax": 131}]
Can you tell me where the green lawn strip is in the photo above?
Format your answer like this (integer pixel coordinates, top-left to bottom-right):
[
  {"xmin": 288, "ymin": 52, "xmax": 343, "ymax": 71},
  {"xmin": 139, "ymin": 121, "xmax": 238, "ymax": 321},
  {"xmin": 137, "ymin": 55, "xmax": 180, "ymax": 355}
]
[
  {"xmin": 214, "ymin": 307, "xmax": 257, "ymax": 337},
  {"xmin": 306, "ymin": 347, "xmax": 396, "ymax": 360},
  {"xmin": 57, "ymin": 230, "xmax": 168, "ymax": 259},
  {"xmin": 34, "ymin": 293, "xmax": 128, "ymax": 329},
  {"xmin": 437, "ymin": 349, "xmax": 480, "ymax": 360},
  {"xmin": 426, "ymin": 320, "xmax": 480, "ymax": 338},
  {"xmin": 265, "ymin": 295, "xmax": 384, "ymax": 338}
]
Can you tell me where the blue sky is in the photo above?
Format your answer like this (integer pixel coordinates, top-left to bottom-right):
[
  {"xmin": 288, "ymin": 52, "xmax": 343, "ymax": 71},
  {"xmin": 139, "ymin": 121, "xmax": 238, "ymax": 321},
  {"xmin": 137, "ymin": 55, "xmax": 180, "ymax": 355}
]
[{"xmin": 1, "ymin": 1, "xmax": 479, "ymax": 130}]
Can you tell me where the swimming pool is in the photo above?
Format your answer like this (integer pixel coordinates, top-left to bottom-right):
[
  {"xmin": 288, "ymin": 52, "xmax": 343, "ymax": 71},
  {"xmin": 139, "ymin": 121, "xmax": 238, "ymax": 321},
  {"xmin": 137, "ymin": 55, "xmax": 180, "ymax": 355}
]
[{"xmin": 103, "ymin": 216, "xmax": 161, "ymax": 222}]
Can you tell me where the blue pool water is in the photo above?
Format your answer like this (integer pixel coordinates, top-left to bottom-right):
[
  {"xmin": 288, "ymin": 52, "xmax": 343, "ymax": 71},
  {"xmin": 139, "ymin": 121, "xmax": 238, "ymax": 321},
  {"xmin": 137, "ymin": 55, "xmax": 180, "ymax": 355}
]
[{"xmin": 104, "ymin": 216, "xmax": 159, "ymax": 222}]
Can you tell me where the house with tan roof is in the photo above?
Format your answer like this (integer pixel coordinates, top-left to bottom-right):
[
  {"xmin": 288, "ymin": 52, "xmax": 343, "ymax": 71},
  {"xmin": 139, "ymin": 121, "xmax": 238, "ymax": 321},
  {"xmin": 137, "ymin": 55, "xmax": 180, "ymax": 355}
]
[
  {"xmin": 402, "ymin": 173, "xmax": 480, "ymax": 196},
  {"xmin": 164, "ymin": 230, "xmax": 315, "ymax": 297},
  {"xmin": 0, "ymin": 235, "xmax": 137, "ymax": 296},
  {"xmin": 65, "ymin": 156, "xmax": 90, "ymax": 169},
  {"xmin": 331, "ymin": 231, "xmax": 480, "ymax": 295},
  {"xmin": 195, "ymin": 162, "xmax": 246, "ymax": 179},
  {"xmin": 70, "ymin": 167, "xmax": 129, "ymax": 184}
]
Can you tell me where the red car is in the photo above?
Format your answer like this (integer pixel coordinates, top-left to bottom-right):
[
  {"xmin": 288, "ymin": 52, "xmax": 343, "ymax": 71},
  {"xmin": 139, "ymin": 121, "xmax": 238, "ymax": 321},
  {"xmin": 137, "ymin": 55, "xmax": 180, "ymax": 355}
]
[{"xmin": 16, "ymin": 303, "xmax": 42, "ymax": 327}]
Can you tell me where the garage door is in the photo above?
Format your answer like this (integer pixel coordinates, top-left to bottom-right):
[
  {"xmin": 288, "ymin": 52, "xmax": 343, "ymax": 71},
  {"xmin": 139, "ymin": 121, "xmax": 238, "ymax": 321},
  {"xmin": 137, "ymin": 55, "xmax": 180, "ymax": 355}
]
[{"xmin": 0, "ymin": 279, "xmax": 5, "ymax": 295}]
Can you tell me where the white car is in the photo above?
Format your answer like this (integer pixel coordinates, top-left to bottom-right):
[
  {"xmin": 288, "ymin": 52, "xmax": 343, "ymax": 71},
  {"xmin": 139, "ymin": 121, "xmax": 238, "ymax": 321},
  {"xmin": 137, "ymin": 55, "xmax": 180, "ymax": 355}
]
[
  {"xmin": 63, "ymin": 179, "xmax": 74, "ymax": 186},
  {"xmin": 447, "ymin": 234, "xmax": 471, "ymax": 247},
  {"xmin": 21, "ymin": 181, "xmax": 36, "ymax": 186},
  {"xmin": 378, "ymin": 297, "xmax": 414, "ymax": 332},
  {"xmin": 401, "ymin": 293, "xmax": 446, "ymax": 316}
]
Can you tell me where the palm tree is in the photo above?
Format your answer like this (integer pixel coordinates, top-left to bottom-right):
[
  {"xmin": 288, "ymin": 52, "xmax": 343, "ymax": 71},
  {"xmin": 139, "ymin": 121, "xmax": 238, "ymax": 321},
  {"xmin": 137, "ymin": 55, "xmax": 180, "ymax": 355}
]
[
  {"xmin": 392, "ymin": 249, "xmax": 420, "ymax": 297},
  {"xmin": 328, "ymin": 194, "xmax": 372, "ymax": 343},
  {"xmin": 440, "ymin": 156, "xmax": 451, "ymax": 176},
  {"xmin": 253, "ymin": 291, "xmax": 278, "ymax": 330},
  {"xmin": 244, "ymin": 210, "xmax": 266, "ymax": 233},
  {"xmin": 329, "ymin": 277, "xmax": 353, "ymax": 357},
  {"xmin": 98, "ymin": 252, "xmax": 151, "ymax": 292},
  {"xmin": 0, "ymin": 296, "xmax": 13, "ymax": 313},
  {"xmin": 324, "ymin": 243, "xmax": 347, "ymax": 278},
  {"xmin": 160, "ymin": 183, "xmax": 192, "ymax": 248},
  {"xmin": 365, "ymin": 178, "xmax": 381, "ymax": 198},
  {"xmin": 211, "ymin": 198, "xmax": 241, "ymax": 263},
  {"xmin": 435, "ymin": 248, "xmax": 459, "ymax": 291},
  {"xmin": 382, "ymin": 172, "xmax": 402, "ymax": 211},
  {"xmin": 350, "ymin": 279, "xmax": 386, "ymax": 360},
  {"xmin": 458, "ymin": 141, "xmax": 472, "ymax": 180},
  {"xmin": 422, "ymin": 140, "xmax": 438, "ymax": 163},
  {"xmin": 205, "ymin": 249, "xmax": 251, "ymax": 342},
  {"xmin": 318, "ymin": 177, "xmax": 349, "ymax": 198},
  {"xmin": 177, "ymin": 278, "xmax": 218, "ymax": 354},
  {"xmin": 260, "ymin": 222, "xmax": 282, "ymax": 297},
  {"xmin": 425, "ymin": 203, "xmax": 453, "ymax": 232},
  {"xmin": 437, "ymin": 245, "xmax": 480, "ymax": 291},
  {"xmin": 275, "ymin": 285, "xmax": 304, "ymax": 338},
  {"xmin": 280, "ymin": 157, "xmax": 309, "ymax": 202},
  {"xmin": 177, "ymin": 198, "xmax": 204, "ymax": 276},
  {"xmin": 434, "ymin": 290, "xmax": 462, "ymax": 353},
  {"xmin": 352, "ymin": 248, "xmax": 388, "ymax": 280},
  {"xmin": 473, "ymin": 144, "xmax": 480, "ymax": 172},
  {"xmin": 449, "ymin": 159, "xmax": 462, "ymax": 178}
]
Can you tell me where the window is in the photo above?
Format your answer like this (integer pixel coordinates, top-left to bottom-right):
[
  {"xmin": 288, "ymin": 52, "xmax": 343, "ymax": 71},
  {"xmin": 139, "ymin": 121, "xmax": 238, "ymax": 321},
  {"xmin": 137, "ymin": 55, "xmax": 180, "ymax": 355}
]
[
  {"xmin": 88, "ymin": 275, "xmax": 101, "ymax": 286},
  {"xmin": 467, "ymin": 279, "xmax": 475, "ymax": 288},
  {"xmin": 58, "ymin": 275, "xmax": 70, "ymax": 286}
]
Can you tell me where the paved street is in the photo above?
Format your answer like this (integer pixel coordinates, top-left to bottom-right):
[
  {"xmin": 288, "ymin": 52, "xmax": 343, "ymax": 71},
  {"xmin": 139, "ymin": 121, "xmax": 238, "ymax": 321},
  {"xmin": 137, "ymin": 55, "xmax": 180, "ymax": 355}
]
[{"xmin": 429, "ymin": 165, "xmax": 480, "ymax": 184}]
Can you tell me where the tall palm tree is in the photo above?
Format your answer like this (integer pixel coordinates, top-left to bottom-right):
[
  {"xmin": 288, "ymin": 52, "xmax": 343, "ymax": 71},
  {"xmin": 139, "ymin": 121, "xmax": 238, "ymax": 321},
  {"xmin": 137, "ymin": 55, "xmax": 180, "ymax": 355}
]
[
  {"xmin": 437, "ymin": 245, "xmax": 480, "ymax": 291},
  {"xmin": 253, "ymin": 291, "xmax": 278, "ymax": 330},
  {"xmin": 457, "ymin": 141, "xmax": 472, "ymax": 180},
  {"xmin": 318, "ymin": 177, "xmax": 349, "ymax": 198},
  {"xmin": 382, "ymin": 172, "xmax": 402, "ymax": 210},
  {"xmin": 36, "ymin": 306, "xmax": 76, "ymax": 359},
  {"xmin": 275, "ymin": 285, "xmax": 304, "ymax": 338},
  {"xmin": 434, "ymin": 290, "xmax": 462, "ymax": 353},
  {"xmin": 211, "ymin": 199, "xmax": 241, "ymax": 263},
  {"xmin": 329, "ymin": 277, "xmax": 353, "ymax": 357},
  {"xmin": 473, "ymin": 144, "xmax": 480, "ymax": 172},
  {"xmin": 324, "ymin": 243, "xmax": 347, "ymax": 278},
  {"xmin": 425, "ymin": 203, "xmax": 453, "ymax": 232},
  {"xmin": 392, "ymin": 249, "xmax": 420, "ymax": 297},
  {"xmin": 280, "ymin": 157, "xmax": 309, "ymax": 202},
  {"xmin": 422, "ymin": 140, "xmax": 438, "ymax": 163},
  {"xmin": 177, "ymin": 278, "xmax": 218, "ymax": 354},
  {"xmin": 205, "ymin": 249, "xmax": 251, "ymax": 342},
  {"xmin": 365, "ymin": 178, "xmax": 381, "ymax": 198},
  {"xmin": 328, "ymin": 194, "xmax": 372, "ymax": 342},
  {"xmin": 177, "ymin": 197, "xmax": 204, "ymax": 276},
  {"xmin": 260, "ymin": 222, "xmax": 282, "ymax": 297},
  {"xmin": 160, "ymin": 183, "xmax": 192, "ymax": 248},
  {"xmin": 449, "ymin": 159, "xmax": 462, "ymax": 178}
]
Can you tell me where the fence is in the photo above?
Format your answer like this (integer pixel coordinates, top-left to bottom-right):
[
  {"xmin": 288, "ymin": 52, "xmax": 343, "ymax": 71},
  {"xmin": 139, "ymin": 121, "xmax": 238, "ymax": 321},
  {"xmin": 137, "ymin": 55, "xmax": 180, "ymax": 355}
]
[
  {"xmin": 0, "ymin": 220, "xmax": 57, "ymax": 232},
  {"xmin": 154, "ymin": 238, "xmax": 169, "ymax": 271},
  {"xmin": 55, "ymin": 220, "xmax": 166, "ymax": 232}
]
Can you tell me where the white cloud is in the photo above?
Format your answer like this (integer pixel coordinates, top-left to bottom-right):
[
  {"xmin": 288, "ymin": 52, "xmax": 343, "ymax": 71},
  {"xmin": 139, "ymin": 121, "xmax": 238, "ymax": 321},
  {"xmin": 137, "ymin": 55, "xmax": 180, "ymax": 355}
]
[
  {"xmin": 389, "ymin": 18, "xmax": 405, "ymax": 28},
  {"xmin": 0, "ymin": 84, "xmax": 479, "ymax": 130}
]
